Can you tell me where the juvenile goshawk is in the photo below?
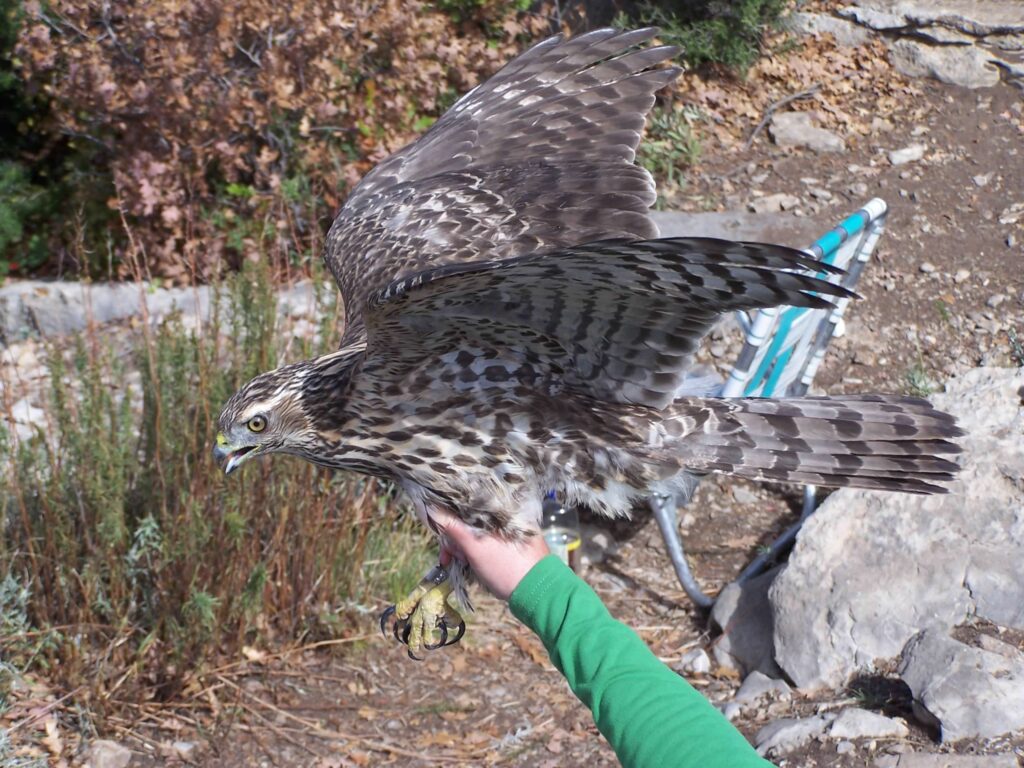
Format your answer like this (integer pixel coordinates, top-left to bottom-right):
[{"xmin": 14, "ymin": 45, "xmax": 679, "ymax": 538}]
[{"xmin": 215, "ymin": 28, "xmax": 962, "ymax": 657}]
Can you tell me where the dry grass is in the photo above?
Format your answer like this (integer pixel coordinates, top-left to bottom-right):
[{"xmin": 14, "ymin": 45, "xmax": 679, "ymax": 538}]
[{"xmin": 0, "ymin": 259, "xmax": 433, "ymax": 726}]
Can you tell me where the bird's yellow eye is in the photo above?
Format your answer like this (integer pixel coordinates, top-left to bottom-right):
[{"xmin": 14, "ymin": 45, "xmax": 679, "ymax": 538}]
[{"xmin": 247, "ymin": 415, "xmax": 267, "ymax": 433}]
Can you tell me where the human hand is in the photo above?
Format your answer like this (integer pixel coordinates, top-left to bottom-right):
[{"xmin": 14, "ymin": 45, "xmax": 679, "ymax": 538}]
[{"xmin": 428, "ymin": 510, "xmax": 550, "ymax": 601}]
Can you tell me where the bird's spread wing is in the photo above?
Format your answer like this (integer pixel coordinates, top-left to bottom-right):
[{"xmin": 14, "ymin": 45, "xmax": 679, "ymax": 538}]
[
  {"xmin": 360, "ymin": 239, "xmax": 850, "ymax": 410},
  {"xmin": 326, "ymin": 28, "xmax": 680, "ymax": 340}
]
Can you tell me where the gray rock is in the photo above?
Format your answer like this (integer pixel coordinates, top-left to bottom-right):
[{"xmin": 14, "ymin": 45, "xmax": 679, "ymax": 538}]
[
  {"xmin": 7, "ymin": 398, "xmax": 45, "ymax": 442},
  {"xmin": 890, "ymin": 39, "xmax": 1001, "ymax": 89},
  {"xmin": 678, "ymin": 647, "xmax": 712, "ymax": 675},
  {"xmin": 731, "ymin": 486, "xmax": 759, "ymax": 505},
  {"xmin": 748, "ymin": 193, "xmax": 802, "ymax": 214},
  {"xmin": 755, "ymin": 713, "xmax": 834, "ymax": 756},
  {"xmin": 769, "ymin": 112, "xmax": 847, "ymax": 153},
  {"xmin": 710, "ymin": 567, "xmax": 783, "ymax": 678},
  {"xmin": 840, "ymin": 5, "xmax": 906, "ymax": 31},
  {"xmin": 0, "ymin": 279, "xmax": 318, "ymax": 342},
  {"xmin": 718, "ymin": 700, "xmax": 742, "ymax": 722},
  {"xmin": 771, "ymin": 367, "xmax": 1024, "ymax": 689},
  {"xmin": 890, "ymin": 144, "xmax": 927, "ymax": 166},
  {"xmin": 87, "ymin": 740, "xmax": 132, "ymax": 768},
  {"xmin": 788, "ymin": 12, "xmax": 872, "ymax": 47},
  {"xmin": 877, "ymin": 752, "xmax": 1021, "ymax": 767},
  {"xmin": 899, "ymin": 629, "xmax": 1024, "ymax": 741},
  {"xmin": 829, "ymin": 708, "xmax": 909, "ymax": 740},
  {"xmin": 9, "ymin": 398, "xmax": 44, "ymax": 426},
  {"xmin": 843, "ymin": 1, "xmax": 1024, "ymax": 37},
  {"xmin": 976, "ymin": 632, "xmax": 1021, "ymax": 659},
  {"xmin": 170, "ymin": 741, "xmax": 197, "ymax": 761},
  {"xmin": 650, "ymin": 210, "xmax": 823, "ymax": 249},
  {"xmin": 735, "ymin": 670, "xmax": 792, "ymax": 705}
]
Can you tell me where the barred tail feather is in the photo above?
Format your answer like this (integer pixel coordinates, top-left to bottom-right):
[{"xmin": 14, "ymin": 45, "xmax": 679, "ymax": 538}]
[{"xmin": 673, "ymin": 395, "xmax": 964, "ymax": 494}]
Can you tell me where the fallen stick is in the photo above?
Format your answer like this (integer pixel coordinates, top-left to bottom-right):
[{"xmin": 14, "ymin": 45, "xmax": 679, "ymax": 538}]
[{"xmin": 744, "ymin": 83, "xmax": 822, "ymax": 150}]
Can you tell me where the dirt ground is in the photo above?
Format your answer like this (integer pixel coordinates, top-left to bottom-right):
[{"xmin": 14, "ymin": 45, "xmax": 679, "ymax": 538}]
[{"xmin": 6, "ymin": 30, "xmax": 1024, "ymax": 768}]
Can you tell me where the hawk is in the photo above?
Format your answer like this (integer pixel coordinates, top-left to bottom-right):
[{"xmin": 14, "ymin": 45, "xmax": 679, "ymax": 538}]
[{"xmin": 214, "ymin": 28, "xmax": 962, "ymax": 657}]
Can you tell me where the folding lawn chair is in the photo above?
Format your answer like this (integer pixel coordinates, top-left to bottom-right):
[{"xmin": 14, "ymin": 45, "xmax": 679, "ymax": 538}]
[{"xmin": 650, "ymin": 198, "xmax": 890, "ymax": 608}]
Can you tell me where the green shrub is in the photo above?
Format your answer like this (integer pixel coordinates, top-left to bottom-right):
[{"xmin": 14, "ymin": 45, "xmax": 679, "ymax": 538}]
[
  {"xmin": 0, "ymin": 265, "xmax": 431, "ymax": 714},
  {"xmin": 0, "ymin": 161, "xmax": 50, "ymax": 277},
  {"xmin": 639, "ymin": 104, "xmax": 702, "ymax": 204},
  {"xmin": 431, "ymin": 0, "xmax": 533, "ymax": 25},
  {"xmin": 1, "ymin": 0, "xmax": 118, "ymax": 280},
  {"xmin": 617, "ymin": 0, "xmax": 788, "ymax": 74}
]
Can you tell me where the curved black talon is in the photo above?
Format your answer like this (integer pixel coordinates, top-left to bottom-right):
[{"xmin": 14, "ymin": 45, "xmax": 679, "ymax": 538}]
[
  {"xmin": 423, "ymin": 621, "xmax": 449, "ymax": 651},
  {"xmin": 443, "ymin": 620, "xmax": 466, "ymax": 647},
  {"xmin": 379, "ymin": 605, "xmax": 396, "ymax": 638},
  {"xmin": 401, "ymin": 621, "xmax": 413, "ymax": 646},
  {"xmin": 407, "ymin": 648, "xmax": 423, "ymax": 661},
  {"xmin": 393, "ymin": 617, "xmax": 408, "ymax": 644}
]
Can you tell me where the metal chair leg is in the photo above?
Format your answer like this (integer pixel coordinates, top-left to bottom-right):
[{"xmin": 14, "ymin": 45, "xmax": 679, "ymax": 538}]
[
  {"xmin": 737, "ymin": 484, "xmax": 818, "ymax": 584},
  {"xmin": 649, "ymin": 493, "xmax": 715, "ymax": 609},
  {"xmin": 654, "ymin": 485, "xmax": 820, "ymax": 606}
]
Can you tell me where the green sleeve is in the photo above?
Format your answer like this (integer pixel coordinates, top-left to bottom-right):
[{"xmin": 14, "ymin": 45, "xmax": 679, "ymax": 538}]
[{"xmin": 509, "ymin": 555, "xmax": 772, "ymax": 768}]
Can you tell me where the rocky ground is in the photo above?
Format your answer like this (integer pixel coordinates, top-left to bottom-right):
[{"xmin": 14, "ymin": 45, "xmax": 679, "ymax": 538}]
[{"xmin": 2, "ymin": 2, "xmax": 1024, "ymax": 766}]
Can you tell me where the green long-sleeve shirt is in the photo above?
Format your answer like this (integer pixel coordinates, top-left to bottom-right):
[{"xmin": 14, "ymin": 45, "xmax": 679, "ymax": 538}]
[{"xmin": 509, "ymin": 555, "xmax": 772, "ymax": 768}]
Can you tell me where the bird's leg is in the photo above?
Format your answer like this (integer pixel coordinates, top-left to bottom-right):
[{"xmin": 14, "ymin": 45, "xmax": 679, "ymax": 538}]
[{"xmin": 379, "ymin": 563, "xmax": 465, "ymax": 660}]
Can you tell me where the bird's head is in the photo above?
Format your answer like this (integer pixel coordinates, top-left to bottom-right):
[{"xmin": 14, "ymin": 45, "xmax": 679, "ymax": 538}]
[{"xmin": 214, "ymin": 347, "xmax": 363, "ymax": 474}]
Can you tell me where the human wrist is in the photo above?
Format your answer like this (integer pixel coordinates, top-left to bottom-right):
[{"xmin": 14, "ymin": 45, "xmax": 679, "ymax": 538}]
[
  {"xmin": 488, "ymin": 533, "xmax": 550, "ymax": 600},
  {"xmin": 508, "ymin": 554, "xmax": 567, "ymax": 622}
]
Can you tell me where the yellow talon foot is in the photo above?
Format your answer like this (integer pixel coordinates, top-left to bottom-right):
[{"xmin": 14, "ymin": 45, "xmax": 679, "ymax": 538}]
[{"xmin": 379, "ymin": 566, "xmax": 466, "ymax": 659}]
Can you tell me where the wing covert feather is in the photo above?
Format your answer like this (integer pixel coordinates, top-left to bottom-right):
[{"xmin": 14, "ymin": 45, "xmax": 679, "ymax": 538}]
[{"xmin": 362, "ymin": 238, "xmax": 852, "ymax": 409}]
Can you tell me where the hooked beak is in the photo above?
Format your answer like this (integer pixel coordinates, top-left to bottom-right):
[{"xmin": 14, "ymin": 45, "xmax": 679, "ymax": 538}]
[{"xmin": 214, "ymin": 432, "xmax": 258, "ymax": 475}]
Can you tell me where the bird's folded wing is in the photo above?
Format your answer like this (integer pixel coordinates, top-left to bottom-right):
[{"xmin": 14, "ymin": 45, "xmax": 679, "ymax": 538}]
[
  {"xmin": 361, "ymin": 238, "xmax": 851, "ymax": 410},
  {"xmin": 325, "ymin": 28, "xmax": 680, "ymax": 338}
]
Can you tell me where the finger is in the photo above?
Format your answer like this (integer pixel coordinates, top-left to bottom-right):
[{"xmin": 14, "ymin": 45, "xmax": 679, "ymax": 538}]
[
  {"xmin": 427, "ymin": 509, "xmax": 470, "ymax": 545},
  {"xmin": 439, "ymin": 547, "xmax": 450, "ymax": 567}
]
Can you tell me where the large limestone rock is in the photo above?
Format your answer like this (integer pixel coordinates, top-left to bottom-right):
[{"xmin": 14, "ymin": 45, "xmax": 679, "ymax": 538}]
[
  {"xmin": 769, "ymin": 111, "xmax": 848, "ymax": 153},
  {"xmin": 890, "ymin": 39, "xmax": 1001, "ymax": 89},
  {"xmin": 840, "ymin": 1, "xmax": 1024, "ymax": 37},
  {"xmin": 899, "ymin": 629, "xmax": 1024, "ymax": 741},
  {"xmin": 0, "ymin": 279, "xmax": 317, "ymax": 341},
  {"xmin": 710, "ymin": 567, "xmax": 782, "ymax": 677},
  {"xmin": 771, "ymin": 367, "xmax": 1024, "ymax": 690},
  {"xmin": 649, "ymin": 210, "xmax": 823, "ymax": 248},
  {"xmin": 825, "ymin": 1, "xmax": 1024, "ymax": 89},
  {"xmin": 86, "ymin": 740, "xmax": 132, "ymax": 768},
  {"xmin": 787, "ymin": 12, "xmax": 872, "ymax": 47}
]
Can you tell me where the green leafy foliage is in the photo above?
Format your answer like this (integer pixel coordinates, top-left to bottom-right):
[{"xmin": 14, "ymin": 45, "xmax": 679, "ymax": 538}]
[
  {"xmin": 616, "ymin": 0, "xmax": 787, "ymax": 74},
  {"xmin": 0, "ymin": 162, "xmax": 48, "ymax": 276},
  {"xmin": 639, "ymin": 104, "xmax": 703, "ymax": 205},
  {"xmin": 432, "ymin": 0, "xmax": 532, "ymax": 24},
  {"xmin": 905, "ymin": 361, "xmax": 935, "ymax": 397}
]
